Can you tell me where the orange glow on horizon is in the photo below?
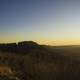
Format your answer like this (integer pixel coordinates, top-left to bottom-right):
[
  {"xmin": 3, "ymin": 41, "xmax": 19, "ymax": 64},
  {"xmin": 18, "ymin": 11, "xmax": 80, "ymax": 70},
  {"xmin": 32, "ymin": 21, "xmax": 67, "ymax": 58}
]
[
  {"xmin": 36, "ymin": 39, "xmax": 80, "ymax": 46},
  {"xmin": 1, "ymin": 39, "xmax": 80, "ymax": 46}
]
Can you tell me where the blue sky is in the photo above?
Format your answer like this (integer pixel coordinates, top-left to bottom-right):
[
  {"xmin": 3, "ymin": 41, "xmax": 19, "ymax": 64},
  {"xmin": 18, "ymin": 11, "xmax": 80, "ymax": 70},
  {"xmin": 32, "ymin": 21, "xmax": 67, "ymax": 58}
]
[{"xmin": 0, "ymin": 0, "xmax": 80, "ymax": 45}]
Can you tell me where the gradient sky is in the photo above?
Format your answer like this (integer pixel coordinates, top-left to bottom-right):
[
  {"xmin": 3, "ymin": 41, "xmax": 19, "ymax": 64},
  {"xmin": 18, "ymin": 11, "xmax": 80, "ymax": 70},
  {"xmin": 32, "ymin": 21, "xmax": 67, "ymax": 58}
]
[{"xmin": 0, "ymin": 0, "xmax": 80, "ymax": 45}]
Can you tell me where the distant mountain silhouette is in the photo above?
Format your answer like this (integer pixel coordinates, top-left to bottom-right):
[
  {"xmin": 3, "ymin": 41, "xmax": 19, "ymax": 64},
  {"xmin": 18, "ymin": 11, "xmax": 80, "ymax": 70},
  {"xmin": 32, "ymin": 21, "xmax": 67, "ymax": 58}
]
[{"xmin": 0, "ymin": 41, "xmax": 45, "ymax": 54}]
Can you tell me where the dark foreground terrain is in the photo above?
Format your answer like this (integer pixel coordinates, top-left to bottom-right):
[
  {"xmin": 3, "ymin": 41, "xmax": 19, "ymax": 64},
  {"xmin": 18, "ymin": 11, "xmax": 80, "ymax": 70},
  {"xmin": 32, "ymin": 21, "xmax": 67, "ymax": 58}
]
[{"xmin": 0, "ymin": 41, "xmax": 80, "ymax": 80}]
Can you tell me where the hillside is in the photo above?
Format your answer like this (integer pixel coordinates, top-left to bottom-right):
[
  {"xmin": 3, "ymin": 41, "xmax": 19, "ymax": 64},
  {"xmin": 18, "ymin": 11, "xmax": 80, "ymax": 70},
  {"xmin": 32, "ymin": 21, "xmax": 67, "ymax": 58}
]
[{"xmin": 0, "ymin": 41, "xmax": 80, "ymax": 80}]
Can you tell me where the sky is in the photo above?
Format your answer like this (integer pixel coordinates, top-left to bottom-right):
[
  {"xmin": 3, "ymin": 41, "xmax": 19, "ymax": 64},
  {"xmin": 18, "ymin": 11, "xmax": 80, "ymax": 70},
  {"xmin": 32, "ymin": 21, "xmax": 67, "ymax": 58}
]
[{"xmin": 0, "ymin": 0, "xmax": 80, "ymax": 45}]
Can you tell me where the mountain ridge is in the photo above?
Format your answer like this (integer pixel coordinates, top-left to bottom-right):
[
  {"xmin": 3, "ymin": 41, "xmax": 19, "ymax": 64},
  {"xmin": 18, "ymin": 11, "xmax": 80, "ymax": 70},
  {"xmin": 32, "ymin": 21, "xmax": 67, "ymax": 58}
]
[{"xmin": 0, "ymin": 41, "xmax": 46, "ymax": 54}]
